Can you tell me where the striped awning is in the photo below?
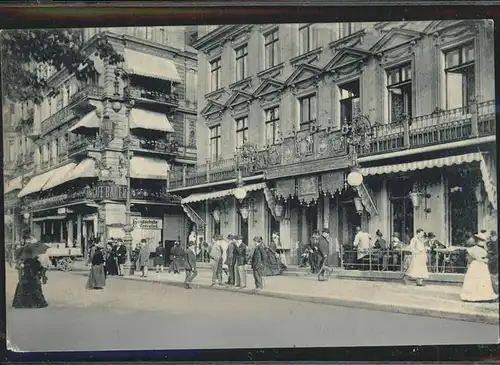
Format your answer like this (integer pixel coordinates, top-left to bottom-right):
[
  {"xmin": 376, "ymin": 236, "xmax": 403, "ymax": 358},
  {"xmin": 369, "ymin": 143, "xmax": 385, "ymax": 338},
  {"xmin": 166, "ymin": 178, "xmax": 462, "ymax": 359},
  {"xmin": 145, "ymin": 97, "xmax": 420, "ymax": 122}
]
[
  {"xmin": 124, "ymin": 49, "xmax": 182, "ymax": 83},
  {"xmin": 68, "ymin": 110, "xmax": 100, "ymax": 133},
  {"xmin": 42, "ymin": 162, "xmax": 78, "ymax": 191},
  {"xmin": 360, "ymin": 153, "xmax": 484, "ymax": 176},
  {"xmin": 130, "ymin": 156, "xmax": 170, "ymax": 180},
  {"xmin": 182, "ymin": 204, "xmax": 206, "ymax": 228},
  {"xmin": 18, "ymin": 169, "xmax": 57, "ymax": 198},
  {"xmin": 4, "ymin": 176, "xmax": 23, "ymax": 194},
  {"xmin": 181, "ymin": 183, "xmax": 267, "ymax": 204},
  {"xmin": 129, "ymin": 108, "xmax": 175, "ymax": 133}
]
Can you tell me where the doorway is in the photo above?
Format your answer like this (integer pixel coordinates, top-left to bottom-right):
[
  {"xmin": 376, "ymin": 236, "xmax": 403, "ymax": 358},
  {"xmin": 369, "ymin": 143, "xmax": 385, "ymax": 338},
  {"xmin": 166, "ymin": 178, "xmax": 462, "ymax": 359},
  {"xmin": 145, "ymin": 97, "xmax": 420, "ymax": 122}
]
[
  {"xmin": 238, "ymin": 214, "xmax": 249, "ymax": 245},
  {"xmin": 390, "ymin": 178, "xmax": 414, "ymax": 244}
]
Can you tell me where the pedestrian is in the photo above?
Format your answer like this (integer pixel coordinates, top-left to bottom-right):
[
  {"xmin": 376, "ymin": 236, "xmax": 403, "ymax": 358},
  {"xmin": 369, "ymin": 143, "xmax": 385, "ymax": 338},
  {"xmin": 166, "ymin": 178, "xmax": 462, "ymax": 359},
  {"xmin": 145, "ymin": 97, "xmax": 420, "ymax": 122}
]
[
  {"xmin": 106, "ymin": 241, "xmax": 119, "ymax": 276},
  {"xmin": 308, "ymin": 230, "xmax": 322, "ymax": 274},
  {"xmin": 219, "ymin": 235, "xmax": 229, "ymax": 282},
  {"xmin": 136, "ymin": 240, "xmax": 150, "ymax": 277},
  {"xmin": 184, "ymin": 241, "xmax": 197, "ymax": 289},
  {"xmin": 154, "ymin": 242, "xmax": 166, "ymax": 273},
  {"xmin": 116, "ymin": 239, "xmax": 127, "ymax": 276},
  {"xmin": 404, "ymin": 228, "xmax": 429, "ymax": 286},
  {"xmin": 169, "ymin": 241, "xmax": 183, "ymax": 274},
  {"xmin": 390, "ymin": 232, "xmax": 404, "ymax": 271},
  {"xmin": 460, "ymin": 232, "xmax": 498, "ymax": 302},
  {"xmin": 353, "ymin": 226, "xmax": 372, "ymax": 271},
  {"xmin": 487, "ymin": 230, "xmax": 498, "ymax": 295},
  {"xmin": 209, "ymin": 235, "xmax": 224, "ymax": 286},
  {"xmin": 271, "ymin": 232, "xmax": 287, "ymax": 269},
  {"xmin": 225, "ymin": 234, "xmax": 236, "ymax": 285},
  {"xmin": 373, "ymin": 230, "xmax": 389, "ymax": 271},
  {"xmin": 250, "ymin": 236, "xmax": 266, "ymax": 290},
  {"xmin": 12, "ymin": 242, "xmax": 49, "ymax": 309},
  {"xmin": 426, "ymin": 232, "xmax": 446, "ymax": 272},
  {"xmin": 86, "ymin": 243, "xmax": 106, "ymax": 290},
  {"xmin": 233, "ymin": 235, "xmax": 247, "ymax": 288},
  {"xmin": 317, "ymin": 229, "xmax": 333, "ymax": 281}
]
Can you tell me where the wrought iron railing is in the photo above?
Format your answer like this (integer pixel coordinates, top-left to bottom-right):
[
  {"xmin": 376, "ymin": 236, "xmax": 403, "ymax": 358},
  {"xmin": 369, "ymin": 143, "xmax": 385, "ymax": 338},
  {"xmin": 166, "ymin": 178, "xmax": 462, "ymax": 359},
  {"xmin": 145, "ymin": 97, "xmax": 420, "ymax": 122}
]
[
  {"xmin": 68, "ymin": 136, "xmax": 102, "ymax": 156},
  {"xmin": 128, "ymin": 136, "xmax": 180, "ymax": 154},
  {"xmin": 40, "ymin": 105, "xmax": 76, "ymax": 135},
  {"xmin": 126, "ymin": 86, "xmax": 179, "ymax": 106},
  {"xmin": 70, "ymin": 85, "xmax": 104, "ymax": 105},
  {"xmin": 131, "ymin": 187, "xmax": 181, "ymax": 203}
]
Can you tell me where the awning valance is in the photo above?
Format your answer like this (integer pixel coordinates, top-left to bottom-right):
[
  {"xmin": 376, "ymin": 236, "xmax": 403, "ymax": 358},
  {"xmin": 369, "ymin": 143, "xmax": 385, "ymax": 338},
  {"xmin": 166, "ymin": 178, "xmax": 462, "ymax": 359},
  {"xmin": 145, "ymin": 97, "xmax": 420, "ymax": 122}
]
[
  {"xmin": 360, "ymin": 153, "xmax": 484, "ymax": 176},
  {"xmin": 5, "ymin": 176, "xmax": 23, "ymax": 194},
  {"xmin": 130, "ymin": 157, "xmax": 170, "ymax": 180},
  {"xmin": 124, "ymin": 49, "xmax": 182, "ymax": 83},
  {"xmin": 182, "ymin": 204, "xmax": 206, "ymax": 228},
  {"xmin": 355, "ymin": 183, "xmax": 378, "ymax": 216},
  {"xmin": 42, "ymin": 163, "xmax": 78, "ymax": 191},
  {"xmin": 129, "ymin": 108, "xmax": 175, "ymax": 133},
  {"xmin": 68, "ymin": 110, "xmax": 100, "ymax": 133},
  {"xmin": 18, "ymin": 169, "xmax": 57, "ymax": 198},
  {"xmin": 181, "ymin": 183, "xmax": 267, "ymax": 205},
  {"xmin": 479, "ymin": 154, "xmax": 497, "ymax": 211}
]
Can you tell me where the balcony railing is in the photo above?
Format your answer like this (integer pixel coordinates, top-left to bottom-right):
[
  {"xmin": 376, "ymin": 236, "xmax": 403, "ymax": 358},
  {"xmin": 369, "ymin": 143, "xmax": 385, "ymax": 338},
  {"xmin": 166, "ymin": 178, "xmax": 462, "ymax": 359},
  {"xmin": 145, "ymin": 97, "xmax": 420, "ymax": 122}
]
[
  {"xmin": 362, "ymin": 100, "xmax": 496, "ymax": 156},
  {"xmin": 127, "ymin": 136, "xmax": 180, "ymax": 154},
  {"xmin": 126, "ymin": 86, "xmax": 179, "ymax": 107},
  {"xmin": 70, "ymin": 85, "xmax": 104, "ymax": 105},
  {"xmin": 40, "ymin": 104, "xmax": 76, "ymax": 135},
  {"xmin": 24, "ymin": 183, "xmax": 128, "ymax": 211},
  {"xmin": 131, "ymin": 187, "xmax": 181, "ymax": 204},
  {"xmin": 68, "ymin": 136, "xmax": 102, "ymax": 156}
]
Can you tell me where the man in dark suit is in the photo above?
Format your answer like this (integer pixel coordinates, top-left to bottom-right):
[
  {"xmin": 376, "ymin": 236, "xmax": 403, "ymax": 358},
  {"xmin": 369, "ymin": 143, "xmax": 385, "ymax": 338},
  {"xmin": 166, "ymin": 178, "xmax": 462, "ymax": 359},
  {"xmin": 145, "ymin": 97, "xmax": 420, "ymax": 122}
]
[
  {"xmin": 251, "ymin": 236, "xmax": 266, "ymax": 290},
  {"xmin": 309, "ymin": 229, "xmax": 321, "ymax": 274},
  {"xmin": 225, "ymin": 234, "xmax": 236, "ymax": 286},
  {"xmin": 184, "ymin": 241, "xmax": 197, "ymax": 289}
]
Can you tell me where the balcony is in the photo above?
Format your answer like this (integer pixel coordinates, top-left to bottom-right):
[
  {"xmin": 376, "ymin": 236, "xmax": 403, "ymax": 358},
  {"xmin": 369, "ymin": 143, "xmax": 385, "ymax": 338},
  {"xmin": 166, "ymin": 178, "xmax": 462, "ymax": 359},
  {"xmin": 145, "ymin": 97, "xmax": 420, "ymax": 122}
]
[
  {"xmin": 70, "ymin": 85, "xmax": 104, "ymax": 113},
  {"xmin": 23, "ymin": 183, "xmax": 128, "ymax": 211},
  {"xmin": 41, "ymin": 105, "xmax": 76, "ymax": 135},
  {"xmin": 131, "ymin": 187, "xmax": 181, "ymax": 204},
  {"xmin": 68, "ymin": 136, "xmax": 102, "ymax": 157},
  {"xmin": 125, "ymin": 86, "xmax": 179, "ymax": 108},
  {"xmin": 361, "ymin": 100, "xmax": 496, "ymax": 156},
  {"xmin": 127, "ymin": 136, "xmax": 180, "ymax": 156}
]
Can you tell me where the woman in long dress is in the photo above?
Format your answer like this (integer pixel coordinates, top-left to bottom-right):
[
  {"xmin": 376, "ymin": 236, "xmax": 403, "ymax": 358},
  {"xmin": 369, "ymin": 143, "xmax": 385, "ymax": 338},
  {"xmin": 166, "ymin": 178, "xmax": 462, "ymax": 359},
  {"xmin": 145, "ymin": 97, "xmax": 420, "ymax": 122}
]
[
  {"xmin": 460, "ymin": 232, "xmax": 498, "ymax": 302},
  {"xmin": 261, "ymin": 239, "xmax": 283, "ymax": 277},
  {"xmin": 12, "ymin": 250, "xmax": 49, "ymax": 309},
  {"xmin": 106, "ymin": 243, "xmax": 119, "ymax": 276},
  {"xmin": 404, "ymin": 228, "xmax": 429, "ymax": 286},
  {"xmin": 87, "ymin": 244, "xmax": 106, "ymax": 290}
]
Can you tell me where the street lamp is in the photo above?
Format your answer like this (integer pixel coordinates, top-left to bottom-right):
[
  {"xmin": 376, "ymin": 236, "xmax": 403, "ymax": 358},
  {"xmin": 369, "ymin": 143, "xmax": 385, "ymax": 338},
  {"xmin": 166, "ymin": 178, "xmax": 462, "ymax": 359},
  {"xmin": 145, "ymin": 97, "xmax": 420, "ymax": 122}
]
[{"xmin": 111, "ymin": 66, "xmax": 136, "ymax": 275}]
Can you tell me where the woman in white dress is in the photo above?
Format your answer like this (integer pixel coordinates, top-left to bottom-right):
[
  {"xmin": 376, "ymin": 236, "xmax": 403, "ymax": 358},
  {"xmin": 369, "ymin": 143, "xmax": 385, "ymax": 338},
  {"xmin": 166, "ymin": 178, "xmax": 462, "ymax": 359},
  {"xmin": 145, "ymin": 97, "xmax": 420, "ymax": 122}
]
[
  {"xmin": 404, "ymin": 228, "xmax": 429, "ymax": 286},
  {"xmin": 460, "ymin": 232, "xmax": 498, "ymax": 302}
]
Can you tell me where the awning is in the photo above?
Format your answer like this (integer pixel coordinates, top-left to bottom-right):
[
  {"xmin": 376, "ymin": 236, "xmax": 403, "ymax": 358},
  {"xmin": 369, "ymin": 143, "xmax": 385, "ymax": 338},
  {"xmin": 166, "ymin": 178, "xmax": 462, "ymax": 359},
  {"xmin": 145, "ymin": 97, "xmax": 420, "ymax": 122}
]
[
  {"xmin": 5, "ymin": 176, "xmax": 23, "ymax": 194},
  {"xmin": 263, "ymin": 186, "xmax": 279, "ymax": 221},
  {"xmin": 18, "ymin": 169, "xmax": 57, "ymax": 198},
  {"xmin": 124, "ymin": 48, "xmax": 182, "ymax": 83},
  {"xmin": 33, "ymin": 215, "xmax": 67, "ymax": 222},
  {"xmin": 182, "ymin": 204, "xmax": 206, "ymax": 228},
  {"xmin": 479, "ymin": 154, "xmax": 497, "ymax": 211},
  {"xmin": 129, "ymin": 108, "xmax": 175, "ymax": 133},
  {"xmin": 355, "ymin": 183, "xmax": 378, "ymax": 216},
  {"xmin": 130, "ymin": 156, "xmax": 170, "ymax": 180},
  {"xmin": 360, "ymin": 153, "xmax": 484, "ymax": 176},
  {"xmin": 68, "ymin": 110, "xmax": 100, "ymax": 133},
  {"xmin": 181, "ymin": 183, "xmax": 267, "ymax": 204},
  {"xmin": 42, "ymin": 162, "xmax": 78, "ymax": 191},
  {"xmin": 66, "ymin": 158, "xmax": 97, "ymax": 181}
]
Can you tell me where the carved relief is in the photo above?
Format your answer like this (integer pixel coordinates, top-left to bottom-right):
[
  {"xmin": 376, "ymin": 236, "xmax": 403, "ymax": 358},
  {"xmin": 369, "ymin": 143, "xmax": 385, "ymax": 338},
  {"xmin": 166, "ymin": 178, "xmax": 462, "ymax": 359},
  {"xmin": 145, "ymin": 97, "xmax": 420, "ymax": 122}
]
[
  {"xmin": 284, "ymin": 64, "xmax": 323, "ymax": 92},
  {"xmin": 188, "ymin": 120, "xmax": 196, "ymax": 147},
  {"xmin": 432, "ymin": 23, "xmax": 477, "ymax": 46},
  {"xmin": 296, "ymin": 134, "xmax": 314, "ymax": 158},
  {"xmin": 254, "ymin": 78, "xmax": 284, "ymax": 106},
  {"xmin": 267, "ymin": 145, "xmax": 281, "ymax": 166}
]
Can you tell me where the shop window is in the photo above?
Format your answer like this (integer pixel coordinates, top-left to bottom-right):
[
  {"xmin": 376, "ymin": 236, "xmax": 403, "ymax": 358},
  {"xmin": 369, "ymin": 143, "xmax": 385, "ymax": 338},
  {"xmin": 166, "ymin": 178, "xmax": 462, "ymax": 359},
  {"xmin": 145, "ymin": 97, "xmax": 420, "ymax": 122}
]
[
  {"xmin": 390, "ymin": 178, "xmax": 414, "ymax": 244},
  {"xmin": 444, "ymin": 43, "xmax": 475, "ymax": 112},
  {"xmin": 447, "ymin": 169, "xmax": 478, "ymax": 246},
  {"xmin": 386, "ymin": 63, "xmax": 412, "ymax": 123}
]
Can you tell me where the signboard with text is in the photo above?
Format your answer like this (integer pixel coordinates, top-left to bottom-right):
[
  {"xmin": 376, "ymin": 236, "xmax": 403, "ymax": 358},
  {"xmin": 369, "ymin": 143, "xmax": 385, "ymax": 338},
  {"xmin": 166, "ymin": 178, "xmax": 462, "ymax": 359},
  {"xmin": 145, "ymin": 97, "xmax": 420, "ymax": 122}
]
[{"xmin": 132, "ymin": 217, "xmax": 163, "ymax": 230}]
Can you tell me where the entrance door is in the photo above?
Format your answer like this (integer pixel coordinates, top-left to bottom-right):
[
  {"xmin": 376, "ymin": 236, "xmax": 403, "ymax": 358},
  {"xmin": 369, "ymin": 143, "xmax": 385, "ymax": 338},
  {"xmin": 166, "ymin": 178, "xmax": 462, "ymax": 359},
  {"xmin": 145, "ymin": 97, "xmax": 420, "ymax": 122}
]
[
  {"xmin": 340, "ymin": 201, "xmax": 362, "ymax": 247},
  {"xmin": 305, "ymin": 205, "xmax": 318, "ymax": 239},
  {"xmin": 390, "ymin": 179, "xmax": 414, "ymax": 244},
  {"xmin": 238, "ymin": 215, "xmax": 249, "ymax": 245}
]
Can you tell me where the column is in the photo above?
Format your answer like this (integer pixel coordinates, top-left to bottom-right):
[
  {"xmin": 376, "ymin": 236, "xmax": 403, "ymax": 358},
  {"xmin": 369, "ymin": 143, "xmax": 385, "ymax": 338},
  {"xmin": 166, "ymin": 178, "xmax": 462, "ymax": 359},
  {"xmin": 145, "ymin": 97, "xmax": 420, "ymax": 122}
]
[
  {"xmin": 323, "ymin": 194, "xmax": 330, "ymax": 229},
  {"xmin": 93, "ymin": 215, "xmax": 98, "ymax": 238},
  {"xmin": 77, "ymin": 214, "xmax": 82, "ymax": 250},
  {"xmin": 59, "ymin": 221, "xmax": 63, "ymax": 243},
  {"xmin": 68, "ymin": 219, "xmax": 74, "ymax": 247}
]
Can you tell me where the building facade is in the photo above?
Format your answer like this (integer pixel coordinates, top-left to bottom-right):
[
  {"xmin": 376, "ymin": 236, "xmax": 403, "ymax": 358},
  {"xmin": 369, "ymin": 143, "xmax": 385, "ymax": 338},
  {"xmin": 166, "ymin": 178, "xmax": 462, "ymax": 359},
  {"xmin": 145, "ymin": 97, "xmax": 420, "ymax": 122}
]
[
  {"xmin": 4, "ymin": 27, "xmax": 199, "ymax": 256},
  {"xmin": 175, "ymin": 20, "xmax": 496, "ymax": 267}
]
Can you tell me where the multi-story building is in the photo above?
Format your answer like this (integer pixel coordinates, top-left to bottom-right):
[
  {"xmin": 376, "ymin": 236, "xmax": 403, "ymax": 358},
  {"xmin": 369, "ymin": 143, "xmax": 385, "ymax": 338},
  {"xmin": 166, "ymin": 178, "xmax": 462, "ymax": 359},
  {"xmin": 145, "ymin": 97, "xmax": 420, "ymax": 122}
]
[
  {"xmin": 175, "ymin": 20, "xmax": 496, "ymax": 266},
  {"xmin": 4, "ymin": 26, "xmax": 199, "ymax": 255}
]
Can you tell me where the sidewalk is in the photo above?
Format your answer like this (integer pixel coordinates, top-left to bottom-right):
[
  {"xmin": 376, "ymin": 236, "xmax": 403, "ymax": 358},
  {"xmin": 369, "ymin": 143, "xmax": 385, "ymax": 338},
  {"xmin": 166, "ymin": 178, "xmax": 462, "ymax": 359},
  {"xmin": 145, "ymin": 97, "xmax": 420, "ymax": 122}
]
[{"xmin": 71, "ymin": 266, "xmax": 499, "ymax": 325}]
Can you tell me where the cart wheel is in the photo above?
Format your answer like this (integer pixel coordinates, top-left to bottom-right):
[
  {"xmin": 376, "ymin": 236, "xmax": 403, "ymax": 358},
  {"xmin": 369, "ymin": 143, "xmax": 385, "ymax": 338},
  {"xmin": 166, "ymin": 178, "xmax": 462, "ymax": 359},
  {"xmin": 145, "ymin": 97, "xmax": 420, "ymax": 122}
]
[{"xmin": 56, "ymin": 258, "xmax": 73, "ymax": 272}]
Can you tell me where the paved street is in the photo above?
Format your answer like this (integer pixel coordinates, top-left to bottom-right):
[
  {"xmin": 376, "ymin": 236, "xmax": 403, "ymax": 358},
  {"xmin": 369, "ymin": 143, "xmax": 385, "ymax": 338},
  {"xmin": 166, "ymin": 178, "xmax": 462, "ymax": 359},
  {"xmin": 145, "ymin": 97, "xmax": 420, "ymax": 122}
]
[{"xmin": 5, "ymin": 269, "xmax": 498, "ymax": 352}]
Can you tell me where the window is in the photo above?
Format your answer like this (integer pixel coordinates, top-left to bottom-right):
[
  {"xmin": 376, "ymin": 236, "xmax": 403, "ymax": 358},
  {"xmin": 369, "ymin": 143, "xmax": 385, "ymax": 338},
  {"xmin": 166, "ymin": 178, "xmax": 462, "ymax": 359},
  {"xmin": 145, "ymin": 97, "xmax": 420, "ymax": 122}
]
[
  {"xmin": 54, "ymin": 138, "xmax": 59, "ymax": 160},
  {"xmin": 209, "ymin": 125, "xmax": 222, "ymax": 161},
  {"xmin": 48, "ymin": 99, "xmax": 52, "ymax": 117},
  {"xmin": 159, "ymin": 28, "xmax": 165, "ymax": 43},
  {"xmin": 264, "ymin": 107, "xmax": 280, "ymax": 145},
  {"xmin": 9, "ymin": 140, "xmax": 15, "ymax": 162},
  {"xmin": 390, "ymin": 179, "xmax": 414, "ymax": 245},
  {"xmin": 236, "ymin": 117, "xmax": 249, "ymax": 148},
  {"xmin": 56, "ymin": 90, "xmax": 63, "ymax": 111},
  {"xmin": 444, "ymin": 43, "xmax": 475, "ymax": 112},
  {"xmin": 235, "ymin": 45, "xmax": 248, "ymax": 82},
  {"xmin": 65, "ymin": 85, "xmax": 71, "ymax": 107},
  {"xmin": 339, "ymin": 80, "xmax": 360, "ymax": 126},
  {"xmin": 338, "ymin": 23, "xmax": 353, "ymax": 39},
  {"xmin": 298, "ymin": 24, "xmax": 313, "ymax": 54},
  {"xmin": 387, "ymin": 64, "xmax": 412, "ymax": 123},
  {"xmin": 299, "ymin": 94, "xmax": 317, "ymax": 130},
  {"xmin": 145, "ymin": 27, "xmax": 153, "ymax": 40},
  {"xmin": 265, "ymin": 30, "xmax": 280, "ymax": 69},
  {"xmin": 210, "ymin": 58, "xmax": 222, "ymax": 92}
]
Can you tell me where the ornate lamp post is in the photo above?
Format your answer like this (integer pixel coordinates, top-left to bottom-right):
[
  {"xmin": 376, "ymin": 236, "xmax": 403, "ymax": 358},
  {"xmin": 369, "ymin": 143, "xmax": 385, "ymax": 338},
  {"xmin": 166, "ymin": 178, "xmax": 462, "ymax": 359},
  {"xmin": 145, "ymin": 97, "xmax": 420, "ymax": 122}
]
[
  {"xmin": 111, "ymin": 67, "xmax": 136, "ymax": 275},
  {"xmin": 342, "ymin": 115, "xmax": 372, "ymax": 189}
]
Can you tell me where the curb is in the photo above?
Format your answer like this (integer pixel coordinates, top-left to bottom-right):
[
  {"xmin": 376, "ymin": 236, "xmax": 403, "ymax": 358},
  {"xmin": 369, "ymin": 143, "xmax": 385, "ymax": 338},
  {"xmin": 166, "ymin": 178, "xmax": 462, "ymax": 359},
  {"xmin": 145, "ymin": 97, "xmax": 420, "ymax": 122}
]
[{"xmin": 69, "ymin": 271, "xmax": 498, "ymax": 326}]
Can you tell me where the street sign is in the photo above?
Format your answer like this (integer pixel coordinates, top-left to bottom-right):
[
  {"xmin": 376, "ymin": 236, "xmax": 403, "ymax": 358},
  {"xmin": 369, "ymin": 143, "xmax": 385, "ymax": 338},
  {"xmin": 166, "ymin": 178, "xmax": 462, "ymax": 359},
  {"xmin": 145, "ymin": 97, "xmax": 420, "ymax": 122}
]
[{"xmin": 132, "ymin": 217, "xmax": 163, "ymax": 230}]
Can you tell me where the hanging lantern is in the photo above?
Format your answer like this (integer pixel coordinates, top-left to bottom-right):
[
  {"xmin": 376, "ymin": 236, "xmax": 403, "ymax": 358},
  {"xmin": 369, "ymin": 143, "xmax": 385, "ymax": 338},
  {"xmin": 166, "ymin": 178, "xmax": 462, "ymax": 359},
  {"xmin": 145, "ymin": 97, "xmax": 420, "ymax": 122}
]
[
  {"xmin": 234, "ymin": 187, "xmax": 247, "ymax": 202},
  {"xmin": 23, "ymin": 212, "xmax": 30, "ymax": 221},
  {"xmin": 275, "ymin": 203, "xmax": 284, "ymax": 218},
  {"xmin": 353, "ymin": 197, "xmax": 364, "ymax": 215},
  {"xmin": 409, "ymin": 191, "xmax": 423, "ymax": 209},
  {"xmin": 240, "ymin": 205, "xmax": 249, "ymax": 221},
  {"xmin": 347, "ymin": 169, "xmax": 363, "ymax": 187},
  {"xmin": 475, "ymin": 183, "xmax": 485, "ymax": 203},
  {"xmin": 111, "ymin": 100, "xmax": 122, "ymax": 113},
  {"xmin": 212, "ymin": 206, "xmax": 221, "ymax": 223}
]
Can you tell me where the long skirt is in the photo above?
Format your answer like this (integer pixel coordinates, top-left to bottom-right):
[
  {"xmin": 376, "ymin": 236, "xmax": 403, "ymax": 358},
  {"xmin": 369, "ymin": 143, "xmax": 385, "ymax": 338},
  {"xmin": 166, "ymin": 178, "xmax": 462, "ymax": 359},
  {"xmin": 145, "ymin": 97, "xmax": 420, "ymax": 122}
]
[
  {"xmin": 262, "ymin": 249, "xmax": 283, "ymax": 277},
  {"xmin": 405, "ymin": 252, "xmax": 429, "ymax": 279},
  {"xmin": 12, "ymin": 276, "xmax": 48, "ymax": 308},
  {"xmin": 460, "ymin": 261, "xmax": 498, "ymax": 302},
  {"xmin": 106, "ymin": 257, "xmax": 119, "ymax": 276},
  {"xmin": 86, "ymin": 264, "xmax": 106, "ymax": 289}
]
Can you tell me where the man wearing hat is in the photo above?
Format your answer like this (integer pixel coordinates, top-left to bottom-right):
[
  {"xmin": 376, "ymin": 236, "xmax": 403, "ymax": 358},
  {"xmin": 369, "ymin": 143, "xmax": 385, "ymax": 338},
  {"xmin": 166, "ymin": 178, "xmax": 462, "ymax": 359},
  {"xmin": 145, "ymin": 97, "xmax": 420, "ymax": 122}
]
[
  {"xmin": 233, "ymin": 235, "xmax": 247, "ymax": 288},
  {"xmin": 308, "ymin": 229, "xmax": 321, "ymax": 274},
  {"xmin": 250, "ymin": 236, "xmax": 266, "ymax": 289},
  {"xmin": 184, "ymin": 240, "xmax": 198, "ymax": 289},
  {"xmin": 225, "ymin": 234, "xmax": 236, "ymax": 286},
  {"xmin": 317, "ymin": 229, "xmax": 332, "ymax": 280},
  {"xmin": 209, "ymin": 235, "xmax": 224, "ymax": 286}
]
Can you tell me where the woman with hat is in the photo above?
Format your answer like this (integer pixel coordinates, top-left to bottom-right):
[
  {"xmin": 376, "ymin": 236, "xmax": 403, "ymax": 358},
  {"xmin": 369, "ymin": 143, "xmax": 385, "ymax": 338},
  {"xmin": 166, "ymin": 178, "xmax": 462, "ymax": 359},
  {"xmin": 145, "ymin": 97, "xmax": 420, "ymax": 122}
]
[
  {"xmin": 12, "ymin": 236, "xmax": 49, "ymax": 308},
  {"xmin": 86, "ymin": 243, "xmax": 106, "ymax": 290},
  {"xmin": 460, "ymin": 232, "xmax": 498, "ymax": 302},
  {"xmin": 404, "ymin": 228, "xmax": 429, "ymax": 286}
]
